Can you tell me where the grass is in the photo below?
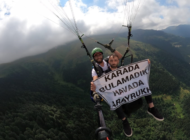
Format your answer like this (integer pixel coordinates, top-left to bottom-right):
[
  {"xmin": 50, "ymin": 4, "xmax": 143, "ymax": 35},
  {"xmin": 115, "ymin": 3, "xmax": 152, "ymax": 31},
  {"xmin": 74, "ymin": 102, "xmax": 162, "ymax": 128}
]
[
  {"xmin": 152, "ymin": 94, "xmax": 172, "ymax": 102},
  {"xmin": 162, "ymin": 86, "xmax": 190, "ymax": 119},
  {"xmin": 163, "ymin": 95, "xmax": 172, "ymax": 101},
  {"xmin": 173, "ymin": 102, "xmax": 184, "ymax": 118},
  {"xmin": 152, "ymin": 92, "xmax": 185, "ymax": 118},
  {"xmin": 180, "ymin": 87, "xmax": 190, "ymax": 100}
]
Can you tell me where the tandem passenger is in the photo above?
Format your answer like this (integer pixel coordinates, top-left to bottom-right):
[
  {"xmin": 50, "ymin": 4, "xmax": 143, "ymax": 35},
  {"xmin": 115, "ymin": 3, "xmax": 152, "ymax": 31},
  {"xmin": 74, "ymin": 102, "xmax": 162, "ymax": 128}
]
[{"xmin": 90, "ymin": 54, "xmax": 164, "ymax": 137}]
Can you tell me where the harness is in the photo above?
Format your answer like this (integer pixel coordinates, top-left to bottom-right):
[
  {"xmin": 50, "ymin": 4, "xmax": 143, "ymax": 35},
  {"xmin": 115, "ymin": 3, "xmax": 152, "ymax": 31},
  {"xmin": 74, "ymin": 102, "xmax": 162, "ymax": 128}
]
[
  {"xmin": 92, "ymin": 58, "xmax": 109, "ymax": 77},
  {"xmin": 90, "ymin": 57, "xmax": 109, "ymax": 102}
]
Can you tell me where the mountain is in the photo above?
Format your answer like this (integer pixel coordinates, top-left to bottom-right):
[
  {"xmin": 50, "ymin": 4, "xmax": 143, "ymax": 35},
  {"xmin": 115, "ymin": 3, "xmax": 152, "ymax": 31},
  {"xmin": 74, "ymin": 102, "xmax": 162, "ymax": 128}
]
[
  {"xmin": 0, "ymin": 32, "xmax": 190, "ymax": 140},
  {"xmin": 162, "ymin": 24, "xmax": 190, "ymax": 38},
  {"xmin": 132, "ymin": 29, "xmax": 190, "ymax": 64}
]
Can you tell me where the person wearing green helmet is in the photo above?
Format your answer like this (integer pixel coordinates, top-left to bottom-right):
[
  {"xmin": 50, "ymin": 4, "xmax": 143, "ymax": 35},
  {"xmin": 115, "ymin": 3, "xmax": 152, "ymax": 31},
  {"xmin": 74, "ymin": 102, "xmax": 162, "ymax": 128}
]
[
  {"xmin": 91, "ymin": 46, "xmax": 122, "ymax": 81},
  {"xmin": 90, "ymin": 45, "xmax": 123, "ymax": 138},
  {"xmin": 91, "ymin": 47, "xmax": 103, "ymax": 58}
]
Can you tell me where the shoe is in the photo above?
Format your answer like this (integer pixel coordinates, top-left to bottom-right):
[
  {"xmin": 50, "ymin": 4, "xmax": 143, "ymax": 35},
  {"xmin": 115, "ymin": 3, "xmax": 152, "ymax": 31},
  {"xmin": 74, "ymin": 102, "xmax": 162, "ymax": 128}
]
[
  {"xmin": 147, "ymin": 107, "xmax": 164, "ymax": 121},
  {"xmin": 123, "ymin": 119, "xmax": 133, "ymax": 137}
]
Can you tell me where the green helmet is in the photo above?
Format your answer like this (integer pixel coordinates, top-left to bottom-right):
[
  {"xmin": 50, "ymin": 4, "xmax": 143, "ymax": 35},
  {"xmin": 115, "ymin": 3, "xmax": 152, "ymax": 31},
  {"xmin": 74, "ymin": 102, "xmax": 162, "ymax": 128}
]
[{"xmin": 91, "ymin": 47, "xmax": 103, "ymax": 57}]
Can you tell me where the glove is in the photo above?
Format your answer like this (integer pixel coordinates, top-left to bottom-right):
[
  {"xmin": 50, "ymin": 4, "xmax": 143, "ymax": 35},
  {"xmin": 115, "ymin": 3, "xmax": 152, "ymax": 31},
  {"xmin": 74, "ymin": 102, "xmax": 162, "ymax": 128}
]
[
  {"xmin": 104, "ymin": 44, "xmax": 115, "ymax": 53},
  {"xmin": 93, "ymin": 92, "xmax": 100, "ymax": 102}
]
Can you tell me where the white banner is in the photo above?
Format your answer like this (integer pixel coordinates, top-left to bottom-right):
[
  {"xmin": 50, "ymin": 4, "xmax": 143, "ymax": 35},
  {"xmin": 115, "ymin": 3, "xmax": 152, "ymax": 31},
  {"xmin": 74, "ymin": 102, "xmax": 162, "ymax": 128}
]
[{"xmin": 94, "ymin": 59, "xmax": 152, "ymax": 110}]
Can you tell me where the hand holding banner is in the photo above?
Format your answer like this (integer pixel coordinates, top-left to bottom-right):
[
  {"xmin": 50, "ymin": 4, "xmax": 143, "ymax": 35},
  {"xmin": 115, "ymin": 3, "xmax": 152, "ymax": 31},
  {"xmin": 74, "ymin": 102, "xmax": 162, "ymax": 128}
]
[{"xmin": 94, "ymin": 59, "xmax": 152, "ymax": 110}]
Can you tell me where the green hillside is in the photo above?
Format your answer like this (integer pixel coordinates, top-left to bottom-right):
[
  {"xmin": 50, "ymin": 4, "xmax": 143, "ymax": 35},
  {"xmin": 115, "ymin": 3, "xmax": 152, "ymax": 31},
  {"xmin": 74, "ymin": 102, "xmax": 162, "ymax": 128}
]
[
  {"xmin": 0, "ymin": 32, "xmax": 190, "ymax": 140},
  {"xmin": 132, "ymin": 29, "xmax": 190, "ymax": 64}
]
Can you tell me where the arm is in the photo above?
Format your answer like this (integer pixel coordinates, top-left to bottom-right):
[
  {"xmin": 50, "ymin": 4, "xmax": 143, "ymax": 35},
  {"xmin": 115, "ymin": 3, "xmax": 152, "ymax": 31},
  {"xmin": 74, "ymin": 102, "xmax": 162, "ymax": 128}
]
[
  {"xmin": 91, "ymin": 81, "xmax": 96, "ymax": 92},
  {"xmin": 91, "ymin": 69, "xmax": 98, "ymax": 91},
  {"xmin": 92, "ymin": 68, "xmax": 98, "ymax": 81},
  {"xmin": 93, "ymin": 76, "xmax": 98, "ymax": 81},
  {"xmin": 91, "ymin": 75, "xmax": 98, "ymax": 92},
  {"xmin": 91, "ymin": 81, "xmax": 102, "ymax": 103},
  {"xmin": 114, "ymin": 50, "xmax": 123, "ymax": 59},
  {"xmin": 90, "ymin": 81, "xmax": 100, "ymax": 102},
  {"xmin": 101, "ymin": 43, "xmax": 123, "ymax": 59}
]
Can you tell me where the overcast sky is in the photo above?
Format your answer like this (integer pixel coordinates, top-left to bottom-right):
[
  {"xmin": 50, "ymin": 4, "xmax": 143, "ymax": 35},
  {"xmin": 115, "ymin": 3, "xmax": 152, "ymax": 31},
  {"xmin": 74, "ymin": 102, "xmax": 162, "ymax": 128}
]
[{"xmin": 0, "ymin": 0, "xmax": 190, "ymax": 64}]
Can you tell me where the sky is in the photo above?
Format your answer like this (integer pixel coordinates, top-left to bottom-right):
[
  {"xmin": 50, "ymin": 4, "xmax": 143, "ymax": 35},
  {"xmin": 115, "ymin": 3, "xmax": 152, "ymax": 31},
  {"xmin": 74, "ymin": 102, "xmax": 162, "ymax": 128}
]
[{"xmin": 0, "ymin": 0, "xmax": 190, "ymax": 64}]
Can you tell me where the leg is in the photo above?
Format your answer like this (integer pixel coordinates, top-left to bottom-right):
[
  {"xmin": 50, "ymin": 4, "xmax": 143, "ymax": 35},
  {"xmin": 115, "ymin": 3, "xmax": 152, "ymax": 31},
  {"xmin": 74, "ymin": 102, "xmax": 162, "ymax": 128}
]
[
  {"xmin": 115, "ymin": 106, "xmax": 132, "ymax": 137},
  {"xmin": 115, "ymin": 106, "xmax": 126, "ymax": 120},
  {"xmin": 145, "ymin": 95, "xmax": 164, "ymax": 121},
  {"xmin": 145, "ymin": 95, "xmax": 154, "ymax": 108}
]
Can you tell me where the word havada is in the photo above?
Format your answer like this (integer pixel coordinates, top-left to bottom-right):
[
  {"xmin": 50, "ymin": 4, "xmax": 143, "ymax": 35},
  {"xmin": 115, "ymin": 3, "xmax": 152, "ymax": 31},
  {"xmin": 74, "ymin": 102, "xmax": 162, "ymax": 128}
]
[
  {"xmin": 104, "ymin": 64, "xmax": 140, "ymax": 82},
  {"xmin": 113, "ymin": 80, "xmax": 144, "ymax": 96},
  {"xmin": 99, "ymin": 69, "xmax": 148, "ymax": 92},
  {"xmin": 112, "ymin": 87, "xmax": 151, "ymax": 107}
]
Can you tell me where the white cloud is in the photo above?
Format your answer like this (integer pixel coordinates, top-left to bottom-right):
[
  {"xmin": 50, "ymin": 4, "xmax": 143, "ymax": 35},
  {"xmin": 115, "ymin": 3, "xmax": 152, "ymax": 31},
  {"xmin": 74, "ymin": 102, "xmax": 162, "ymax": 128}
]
[
  {"xmin": 0, "ymin": 0, "xmax": 190, "ymax": 64},
  {"xmin": 174, "ymin": 0, "xmax": 190, "ymax": 7}
]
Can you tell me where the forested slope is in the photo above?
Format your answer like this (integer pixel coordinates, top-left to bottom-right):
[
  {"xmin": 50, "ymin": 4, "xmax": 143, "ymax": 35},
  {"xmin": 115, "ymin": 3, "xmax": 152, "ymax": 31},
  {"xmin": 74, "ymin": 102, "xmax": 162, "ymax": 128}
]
[
  {"xmin": 0, "ymin": 33, "xmax": 190, "ymax": 140},
  {"xmin": 132, "ymin": 29, "xmax": 190, "ymax": 64}
]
